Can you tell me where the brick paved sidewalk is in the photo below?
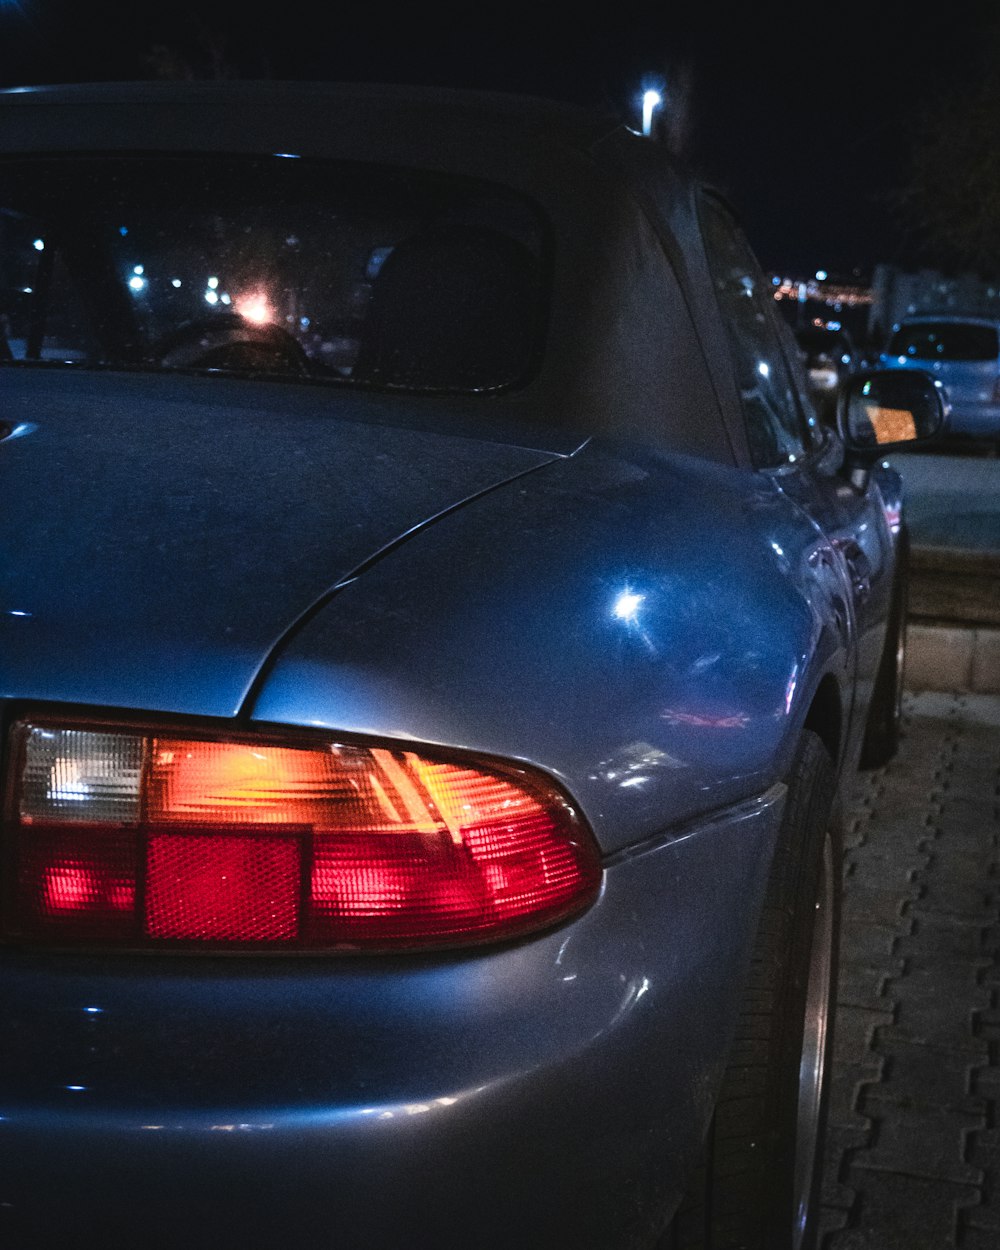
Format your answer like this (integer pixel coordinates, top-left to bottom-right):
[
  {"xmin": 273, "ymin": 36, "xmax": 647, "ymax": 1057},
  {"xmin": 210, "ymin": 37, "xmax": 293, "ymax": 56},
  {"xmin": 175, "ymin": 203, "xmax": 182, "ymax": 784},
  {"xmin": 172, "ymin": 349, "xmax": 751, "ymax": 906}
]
[{"xmin": 820, "ymin": 690, "xmax": 1000, "ymax": 1249}]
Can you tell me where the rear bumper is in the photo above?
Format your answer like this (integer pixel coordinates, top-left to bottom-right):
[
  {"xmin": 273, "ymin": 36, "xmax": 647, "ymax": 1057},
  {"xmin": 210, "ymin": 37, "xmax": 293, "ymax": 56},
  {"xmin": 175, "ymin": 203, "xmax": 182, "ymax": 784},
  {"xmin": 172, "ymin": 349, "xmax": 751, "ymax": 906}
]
[{"xmin": 0, "ymin": 786, "xmax": 784, "ymax": 1250}]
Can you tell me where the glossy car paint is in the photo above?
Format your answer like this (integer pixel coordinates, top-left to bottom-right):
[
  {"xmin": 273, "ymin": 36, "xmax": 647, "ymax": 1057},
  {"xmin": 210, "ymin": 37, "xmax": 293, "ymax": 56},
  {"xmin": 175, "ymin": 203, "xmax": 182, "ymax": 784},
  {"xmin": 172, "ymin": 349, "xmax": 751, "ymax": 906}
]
[
  {"xmin": 0, "ymin": 81, "xmax": 907, "ymax": 1247},
  {"xmin": 254, "ymin": 440, "xmax": 843, "ymax": 847},
  {"xmin": 0, "ymin": 368, "xmax": 571, "ymax": 716},
  {"xmin": 2, "ymin": 788, "xmax": 782, "ymax": 1248}
]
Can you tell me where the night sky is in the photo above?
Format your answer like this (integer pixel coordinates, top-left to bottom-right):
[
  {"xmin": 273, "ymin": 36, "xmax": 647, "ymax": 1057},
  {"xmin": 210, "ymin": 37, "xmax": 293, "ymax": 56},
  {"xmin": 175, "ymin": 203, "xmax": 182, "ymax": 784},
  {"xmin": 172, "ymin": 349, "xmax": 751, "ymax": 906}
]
[{"xmin": 1, "ymin": 1, "xmax": 994, "ymax": 279}]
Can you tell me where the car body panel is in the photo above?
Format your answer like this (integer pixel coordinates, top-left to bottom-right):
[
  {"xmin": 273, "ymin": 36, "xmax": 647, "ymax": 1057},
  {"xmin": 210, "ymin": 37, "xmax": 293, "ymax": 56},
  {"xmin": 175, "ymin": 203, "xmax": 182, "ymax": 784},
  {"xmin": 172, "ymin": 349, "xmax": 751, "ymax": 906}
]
[
  {"xmin": 0, "ymin": 784, "xmax": 784, "ymax": 1250},
  {"xmin": 767, "ymin": 434, "xmax": 897, "ymax": 767},
  {"xmin": 253, "ymin": 440, "xmax": 848, "ymax": 852},
  {"xmin": 0, "ymin": 368, "xmax": 569, "ymax": 716}
]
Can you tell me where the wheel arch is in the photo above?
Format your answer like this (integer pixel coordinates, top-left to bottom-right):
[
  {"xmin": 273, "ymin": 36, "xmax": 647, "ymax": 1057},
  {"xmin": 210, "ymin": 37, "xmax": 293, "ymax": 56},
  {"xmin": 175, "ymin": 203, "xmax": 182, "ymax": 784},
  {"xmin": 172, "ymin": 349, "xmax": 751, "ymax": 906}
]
[{"xmin": 802, "ymin": 672, "xmax": 843, "ymax": 769}]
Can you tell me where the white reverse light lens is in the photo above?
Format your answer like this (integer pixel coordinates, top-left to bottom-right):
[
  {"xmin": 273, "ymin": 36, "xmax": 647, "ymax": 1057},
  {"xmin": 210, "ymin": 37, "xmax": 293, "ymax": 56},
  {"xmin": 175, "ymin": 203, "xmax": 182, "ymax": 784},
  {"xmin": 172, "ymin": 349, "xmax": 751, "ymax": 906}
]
[{"xmin": 20, "ymin": 728, "xmax": 144, "ymax": 825}]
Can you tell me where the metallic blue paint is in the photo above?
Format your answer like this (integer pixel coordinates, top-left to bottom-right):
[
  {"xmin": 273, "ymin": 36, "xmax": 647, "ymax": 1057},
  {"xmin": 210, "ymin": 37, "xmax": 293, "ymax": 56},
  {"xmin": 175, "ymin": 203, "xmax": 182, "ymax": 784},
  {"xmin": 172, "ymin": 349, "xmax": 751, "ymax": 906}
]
[
  {"xmin": 253, "ymin": 441, "xmax": 842, "ymax": 850},
  {"xmin": 0, "ymin": 369, "xmax": 565, "ymax": 716},
  {"xmin": 0, "ymin": 788, "xmax": 783, "ymax": 1248}
]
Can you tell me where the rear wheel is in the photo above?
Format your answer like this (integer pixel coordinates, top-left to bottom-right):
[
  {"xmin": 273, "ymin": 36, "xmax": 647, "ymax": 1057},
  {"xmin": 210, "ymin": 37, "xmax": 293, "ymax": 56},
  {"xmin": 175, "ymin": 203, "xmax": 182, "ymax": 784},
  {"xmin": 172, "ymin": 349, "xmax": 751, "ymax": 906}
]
[{"xmin": 663, "ymin": 730, "xmax": 841, "ymax": 1250}]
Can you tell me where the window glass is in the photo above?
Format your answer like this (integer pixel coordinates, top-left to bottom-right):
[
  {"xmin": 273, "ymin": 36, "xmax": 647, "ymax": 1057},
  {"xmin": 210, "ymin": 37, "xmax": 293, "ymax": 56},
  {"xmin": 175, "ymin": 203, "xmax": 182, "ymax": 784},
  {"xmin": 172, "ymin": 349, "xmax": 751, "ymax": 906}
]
[
  {"xmin": 887, "ymin": 321, "xmax": 998, "ymax": 363},
  {"xmin": 0, "ymin": 156, "xmax": 549, "ymax": 393},
  {"xmin": 0, "ymin": 212, "xmax": 96, "ymax": 361},
  {"xmin": 698, "ymin": 195, "xmax": 810, "ymax": 466}
]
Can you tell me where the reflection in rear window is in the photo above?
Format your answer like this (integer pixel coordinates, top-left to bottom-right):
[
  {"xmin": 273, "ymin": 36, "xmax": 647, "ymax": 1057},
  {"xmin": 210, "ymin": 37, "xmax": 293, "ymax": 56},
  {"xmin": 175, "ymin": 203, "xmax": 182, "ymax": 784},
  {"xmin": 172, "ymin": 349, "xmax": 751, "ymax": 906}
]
[
  {"xmin": 888, "ymin": 322, "xmax": 999, "ymax": 362},
  {"xmin": 0, "ymin": 155, "xmax": 549, "ymax": 393}
]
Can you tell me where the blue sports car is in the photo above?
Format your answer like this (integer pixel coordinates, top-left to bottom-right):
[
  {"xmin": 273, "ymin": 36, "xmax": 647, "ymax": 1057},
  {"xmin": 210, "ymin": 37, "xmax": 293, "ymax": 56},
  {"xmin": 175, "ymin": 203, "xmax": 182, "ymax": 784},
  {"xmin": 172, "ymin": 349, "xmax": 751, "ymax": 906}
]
[{"xmin": 0, "ymin": 81, "xmax": 943, "ymax": 1249}]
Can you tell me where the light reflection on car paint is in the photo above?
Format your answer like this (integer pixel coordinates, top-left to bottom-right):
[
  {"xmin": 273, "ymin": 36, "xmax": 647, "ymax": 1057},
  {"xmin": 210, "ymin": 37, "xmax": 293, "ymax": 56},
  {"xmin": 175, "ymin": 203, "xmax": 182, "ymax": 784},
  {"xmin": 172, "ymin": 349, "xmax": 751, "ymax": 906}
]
[
  {"xmin": 660, "ymin": 708, "xmax": 751, "ymax": 729},
  {"xmin": 611, "ymin": 585, "xmax": 661, "ymax": 657}
]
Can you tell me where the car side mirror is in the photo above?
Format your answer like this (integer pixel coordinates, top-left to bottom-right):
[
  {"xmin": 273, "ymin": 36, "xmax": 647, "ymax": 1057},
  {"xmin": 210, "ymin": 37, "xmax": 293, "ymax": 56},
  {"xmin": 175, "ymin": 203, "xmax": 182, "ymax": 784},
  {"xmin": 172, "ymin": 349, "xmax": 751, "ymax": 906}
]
[{"xmin": 838, "ymin": 368, "xmax": 946, "ymax": 461}]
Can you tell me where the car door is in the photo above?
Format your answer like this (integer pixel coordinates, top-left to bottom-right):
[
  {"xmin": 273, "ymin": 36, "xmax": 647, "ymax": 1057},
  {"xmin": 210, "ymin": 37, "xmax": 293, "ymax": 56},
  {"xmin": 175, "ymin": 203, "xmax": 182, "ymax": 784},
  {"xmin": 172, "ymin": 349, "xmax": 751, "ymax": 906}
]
[{"xmin": 696, "ymin": 193, "xmax": 893, "ymax": 743}]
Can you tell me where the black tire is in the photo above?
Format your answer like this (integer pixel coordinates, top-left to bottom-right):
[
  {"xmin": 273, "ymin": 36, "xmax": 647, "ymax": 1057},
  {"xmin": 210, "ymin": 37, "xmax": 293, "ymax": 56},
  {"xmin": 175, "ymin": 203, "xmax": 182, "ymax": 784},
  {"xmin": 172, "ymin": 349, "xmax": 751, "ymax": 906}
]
[
  {"xmin": 859, "ymin": 527, "xmax": 910, "ymax": 769},
  {"xmin": 663, "ymin": 730, "xmax": 841, "ymax": 1250}
]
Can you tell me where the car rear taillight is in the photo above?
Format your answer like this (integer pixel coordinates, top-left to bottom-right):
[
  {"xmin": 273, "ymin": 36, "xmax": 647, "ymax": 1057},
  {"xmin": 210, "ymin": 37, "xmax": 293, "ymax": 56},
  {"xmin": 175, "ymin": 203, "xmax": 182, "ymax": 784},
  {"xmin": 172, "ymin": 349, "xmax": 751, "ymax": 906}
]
[{"xmin": 2, "ymin": 718, "xmax": 602, "ymax": 951}]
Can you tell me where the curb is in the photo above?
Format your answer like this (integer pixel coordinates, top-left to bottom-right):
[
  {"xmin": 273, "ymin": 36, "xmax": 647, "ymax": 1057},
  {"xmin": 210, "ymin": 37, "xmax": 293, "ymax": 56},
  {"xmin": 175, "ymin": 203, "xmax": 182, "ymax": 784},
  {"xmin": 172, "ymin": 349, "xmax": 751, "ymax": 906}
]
[
  {"xmin": 907, "ymin": 622, "xmax": 1000, "ymax": 693},
  {"xmin": 909, "ymin": 545, "xmax": 1000, "ymax": 629},
  {"xmin": 905, "ymin": 544, "xmax": 1000, "ymax": 694}
]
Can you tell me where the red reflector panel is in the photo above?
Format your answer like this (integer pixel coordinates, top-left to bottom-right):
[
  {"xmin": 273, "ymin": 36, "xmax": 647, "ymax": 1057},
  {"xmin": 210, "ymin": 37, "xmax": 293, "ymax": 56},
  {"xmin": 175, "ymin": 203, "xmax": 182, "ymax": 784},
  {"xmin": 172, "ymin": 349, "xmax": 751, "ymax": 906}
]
[{"xmin": 145, "ymin": 832, "xmax": 300, "ymax": 942}]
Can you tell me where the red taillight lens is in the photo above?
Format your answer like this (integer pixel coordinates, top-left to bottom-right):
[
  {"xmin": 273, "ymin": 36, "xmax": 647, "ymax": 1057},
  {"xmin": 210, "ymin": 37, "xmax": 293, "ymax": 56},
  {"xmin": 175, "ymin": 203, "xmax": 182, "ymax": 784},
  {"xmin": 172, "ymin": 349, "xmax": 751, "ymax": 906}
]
[{"xmin": 3, "ymin": 719, "xmax": 601, "ymax": 951}]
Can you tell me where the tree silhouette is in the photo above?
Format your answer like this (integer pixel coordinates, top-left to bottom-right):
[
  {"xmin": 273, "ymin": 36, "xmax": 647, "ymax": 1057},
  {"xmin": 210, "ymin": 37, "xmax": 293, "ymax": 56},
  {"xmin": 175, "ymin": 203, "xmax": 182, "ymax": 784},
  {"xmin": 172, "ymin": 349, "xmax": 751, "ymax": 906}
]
[
  {"xmin": 896, "ymin": 22, "xmax": 1000, "ymax": 278},
  {"xmin": 143, "ymin": 19, "xmax": 268, "ymax": 81}
]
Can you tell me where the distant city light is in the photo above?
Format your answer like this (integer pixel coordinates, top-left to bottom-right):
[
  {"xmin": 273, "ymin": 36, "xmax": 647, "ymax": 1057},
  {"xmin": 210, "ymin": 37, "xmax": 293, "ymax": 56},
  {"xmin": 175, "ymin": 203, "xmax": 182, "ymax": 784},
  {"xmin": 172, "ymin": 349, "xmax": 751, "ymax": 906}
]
[
  {"xmin": 128, "ymin": 275, "xmax": 146, "ymax": 292},
  {"xmin": 770, "ymin": 273, "xmax": 873, "ymax": 309},
  {"xmin": 171, "ymin": 278, "xmax": 182, "ymax": 288},
  {"xmin": 32, "ymin": 238, "xmax": 44, "ymax": 251},
  {"xmin": 132, "ymin": 264, "xmax": 144, "ymax": 275},
  {"xmin": 815, "ymin": 269, "xmax": 828, "ymax": 281},
  {"xmin": 207, "ymin": 276, "xmax": 219, "ymax": 290},
  {"xmin": 204, "ymin": 289, "xmax": 219, "ymax": 305}
]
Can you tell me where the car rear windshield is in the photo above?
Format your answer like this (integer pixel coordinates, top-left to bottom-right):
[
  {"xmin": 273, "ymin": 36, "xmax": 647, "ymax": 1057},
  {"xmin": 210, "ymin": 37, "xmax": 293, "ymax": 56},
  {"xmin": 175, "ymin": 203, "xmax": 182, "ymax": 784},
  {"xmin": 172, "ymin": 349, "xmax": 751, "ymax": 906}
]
[
  {"xmin": 0, "ymin": 155, "xmax": 549, "ymax": 392},
  {"xmin": 887, "ymin": 321, "xmax": 999, "ymax": 363}
]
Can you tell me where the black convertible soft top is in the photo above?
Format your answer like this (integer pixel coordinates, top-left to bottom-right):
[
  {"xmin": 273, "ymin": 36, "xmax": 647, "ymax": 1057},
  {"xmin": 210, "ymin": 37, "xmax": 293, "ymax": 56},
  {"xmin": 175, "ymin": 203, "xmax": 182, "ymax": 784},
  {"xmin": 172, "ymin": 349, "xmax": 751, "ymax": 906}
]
[{"xmin": 0, "ymin": 79, "xmax": 739, "ymax": 464}]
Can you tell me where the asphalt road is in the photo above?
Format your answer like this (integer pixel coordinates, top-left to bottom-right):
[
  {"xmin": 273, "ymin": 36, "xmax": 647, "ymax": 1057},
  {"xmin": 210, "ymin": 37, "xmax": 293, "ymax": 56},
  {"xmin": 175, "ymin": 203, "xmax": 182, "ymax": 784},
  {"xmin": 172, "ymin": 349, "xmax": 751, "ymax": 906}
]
[{"xmin": 888, "ymin": 450, "xmax": 1000, "ymax": 553}]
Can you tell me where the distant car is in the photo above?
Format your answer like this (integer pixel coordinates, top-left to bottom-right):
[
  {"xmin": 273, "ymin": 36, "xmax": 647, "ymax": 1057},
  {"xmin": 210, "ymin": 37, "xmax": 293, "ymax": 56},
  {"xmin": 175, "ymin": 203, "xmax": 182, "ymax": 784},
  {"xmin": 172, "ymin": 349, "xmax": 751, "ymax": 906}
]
[
  {"xmin": 879, "ymin": 313, "xmax": 1000, "ymax": 445},
  {"xmin": 0, "ymin": 80, "xmax": 944, "ymax": 1250},
  {"xmin": 795, "ymin": 324, "xmax": 862, "ymax": 422}
]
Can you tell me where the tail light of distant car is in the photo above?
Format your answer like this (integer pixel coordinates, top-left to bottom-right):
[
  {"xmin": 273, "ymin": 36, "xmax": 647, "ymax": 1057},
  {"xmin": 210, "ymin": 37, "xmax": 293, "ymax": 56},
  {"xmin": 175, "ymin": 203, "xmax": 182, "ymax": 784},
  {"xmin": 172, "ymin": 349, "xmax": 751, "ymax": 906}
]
[{"xmin": 1, "ymin": 717, "xmax": 602, "ymax": 951}]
